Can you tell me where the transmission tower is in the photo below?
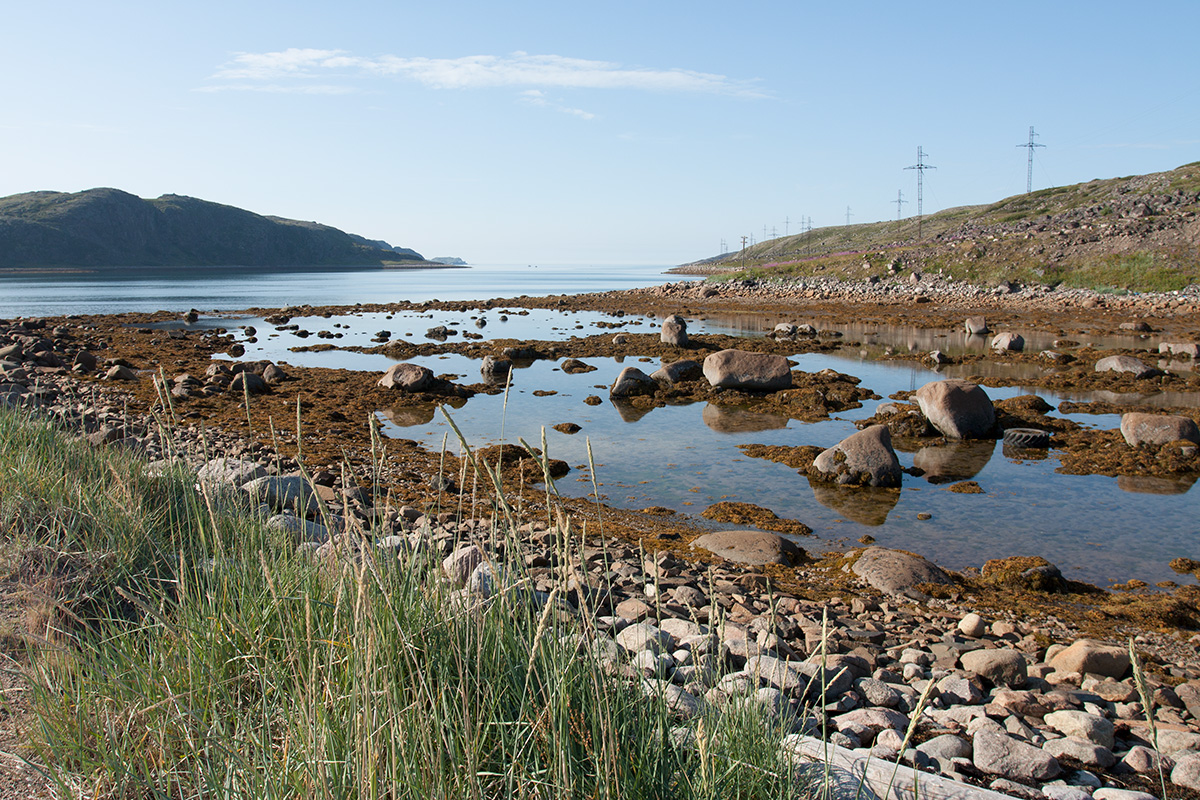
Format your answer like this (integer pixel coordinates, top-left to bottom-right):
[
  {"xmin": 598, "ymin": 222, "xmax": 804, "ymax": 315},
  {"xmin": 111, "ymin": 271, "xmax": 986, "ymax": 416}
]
[
  {"xmin": 740, "ymin": 235, "xmax": 748, "ymax": 268},
  {"xmin": 785, "ymin": 216, "xmax": 790, "ymax": 236},
  {"xmin": 720, "ymin": 238, "xmax": 727, "ymax": 253},
  {"xmin": 771, "ymin": 225, "xmax": 777, "ymax": 238},
  {"xmin": 1016, "ymin": 125, "xmax": 1045, "ymax": 194},
  {"xmin": 893, "ymin": 189, "xmax": 908, "ymax": 222},
  {"xmin": 904, "ymin": 146, "xmax": 936, "ymax": 240},
  {"xmin": 802, "ymin": 216, "xmax": 813, "ymax": 255},
  {"xmin": 845, "ymin": 206, "xmax": 853, "ymax": 226}
]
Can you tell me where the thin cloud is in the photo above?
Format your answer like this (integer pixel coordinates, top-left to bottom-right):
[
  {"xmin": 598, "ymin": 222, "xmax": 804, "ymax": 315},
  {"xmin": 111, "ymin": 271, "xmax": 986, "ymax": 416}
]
[
  {"xmin": 205, "ymin": 48, "xmax": 767, "ymax": 98},
  {"xmin": 518, "ymin": 89, "xmax": 596, "ymax": 120}
]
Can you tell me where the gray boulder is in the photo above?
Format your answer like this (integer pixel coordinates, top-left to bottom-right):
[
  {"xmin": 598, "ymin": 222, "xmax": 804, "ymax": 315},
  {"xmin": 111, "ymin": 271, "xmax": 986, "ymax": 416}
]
[
  {"xmin": 914, "ymin": 379, "xmax": 996, "ymax": 439},
  {"xmin": 960, "ymin": 648, "xmax": 1027, "ymax": 688},
  {"xmin": 480, "ymin": 356, "xmax": 512, "ymax": 379},
  {"xmin": 851, "ymin": 547, "xmax": 954, "ymax": 594},
  {"xmin": 810, "ymin": 425, "xmax": 902, "ymax": 487},
  {"xmin": 1159, "ymin": 341, "xmax": 1199, "ymax": 359},
  {"xmin": 243, "ymin": 475, "xmax": 317, "ymax": 513},
  {"xmin": 660, "ymin": 314, "xmax": 688, "ymax": 346},
  {"xmin": 1048, "ymin": 639, "xmax": 1130, "ymax": 679},
  {"xmin": 196, "ymin": 457, "xmax": 266, "ymax": 487},
  {"xmin": 965, "ymin": 316, "xmax": 989, "ymax": 335},
  {"xmin": 1043, "ymin": 710, "xmax": 1114, "ymax": 749},
  {"xmin": 379, "ymin": 363, "xmax": 435, "ymax": 391},
  {"xmin": 650, "ymin": 359, "xmax": 702, "ymax": 384},
  {"xmin": 1120, "ymin": 412, "xmax": 1200, "ymax": 447},
  {"xmin": 1095, "ymin": 355, "xmax": 1157, "ymax": 378},
  {"xmin": 702, "ymin": 349, "xmax": 791, "ymax": 391},
  {"xmin": 609, "ymin": 366, "xmax": 657, "ymax": 398},
  {"xmin": 690, "ymin": 530, "xmax": 805, "ymax": 566},
  {"xmin": 990, "ymin": 332, "xmax": 1024, "ymax": 352},
  {"xmin": 972, "ymin": 727, "xmax": 1061, "ymax": 783}
]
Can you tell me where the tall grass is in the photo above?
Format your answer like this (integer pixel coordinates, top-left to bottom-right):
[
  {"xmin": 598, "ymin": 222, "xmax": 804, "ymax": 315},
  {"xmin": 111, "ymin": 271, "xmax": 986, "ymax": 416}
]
[{"xmin": 1, "ymin": 405, "xmax": 811, "ymax": 799}]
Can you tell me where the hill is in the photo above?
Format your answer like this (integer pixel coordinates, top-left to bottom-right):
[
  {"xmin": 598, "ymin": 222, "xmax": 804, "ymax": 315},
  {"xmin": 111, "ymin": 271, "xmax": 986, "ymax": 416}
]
[
  {"xmin": 678, "ymin": 162, "xmax": 1200, "ymax": 293},
  {"xmin": 0, "ymin": 188, "xmax": 430, "ymax": 268}
]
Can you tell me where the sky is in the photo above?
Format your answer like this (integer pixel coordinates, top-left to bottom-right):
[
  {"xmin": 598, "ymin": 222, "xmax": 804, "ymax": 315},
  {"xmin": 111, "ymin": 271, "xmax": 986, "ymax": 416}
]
[{"xmin": 2, "ymin": 1, "xmax": 1198, "ymax": 265}]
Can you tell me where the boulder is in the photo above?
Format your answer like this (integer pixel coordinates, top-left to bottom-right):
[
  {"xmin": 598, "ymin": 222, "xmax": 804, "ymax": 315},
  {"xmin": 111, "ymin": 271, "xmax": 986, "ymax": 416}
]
[
  {"xmin": 230, "ymin": 371, "xmax": 266, "ymax": 394},
  {"xmin": 1048, "ymin": 639, "xmax": 1130, "ymax": 679},
  {"xmin": 1095, "ymin": 355, "xmax": 1157, "ymax": 378},
  {"xmin": 609, "ymin": 366, "xmax": 657, "ymax": 398},
  {"xmin": 480, "ymin": 356, "xmax": 512, "ymax": 379},
  {"xmin": 690, "ymin": 530, "xmax": 805, "ymax": 567},
  {"xmin": 104, "ymin": 364, "xmax": 138, "ymax": 381},
  {"xmin": 972, "ymin": 727, "xmax": 1061, "ymax": 783},
  {"xmin": 196, "ymin": 457, "xmax": 266, "ymax": 488},
  {"xmin": 990, "ymin": 332, "xmax": 1024, "ymax": 352},
  {"xmin": 702, "ymin": 349, "xmax": 791, "ymax": 391},
  {"xmin": 650, "ymin": 359, "xmax": 702, "ymax": 384},
  {"xmin": 1043, "ymin": 710, "xmax": 1114, "ymax": 749},
  {"xmin": 1172, "ymin": 751, "xmax": 1200, "ymax": 792},
  {"xmin": 960, "ymin": 648, "xmax": 1027, "ymax": 688},
  {"xmin": 1159, "ymin": 341, "xmax": 1199, "ymax": 359},
  {"xmin": 1120, "ymin": 412, "xmax": 1200, "ymax": 447},
  {"xmin": 379, "ymin": 363, "xmax": 435, "ymax": 392},
  {"xmin": 810, "ymin": 425, "xmax": 902, "ymax": 487},
  {"xmin": 243, "ymin": 475, "xmax": 317, "ymax": 513},
  {"xmin": 660, "ymin": 314, "xmax": 688, "ymax": 346},
  {"xmin": 965, "ymin": 316, "xmax": 989, "ymax": 335},
  {"xmin": 914, "ymin": 379, "xmax": 996, "ymax": 439},
  {"xmin": 851, "ymin": 547, "xmax": 954, "ymax": 595}
]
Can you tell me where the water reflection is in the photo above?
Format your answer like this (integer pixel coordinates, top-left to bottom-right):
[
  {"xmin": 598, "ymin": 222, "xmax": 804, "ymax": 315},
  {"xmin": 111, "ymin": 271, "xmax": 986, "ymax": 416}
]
[
  {"xmin": 379, "ymin": 399, "xmax": 466, "ymax": 427},
  {"xmin": 1117, "ymin": 474, "xmax": 1198, "ymax": 495},
  {"xmin": 911, "ymin": 440, "xmax": 996, "ymax": 484},
  {"xmin": 702, "ymin": 403, "xmax": 789, "ymax": 434},
  {"xmin": 809, "ymin": 482, "xmax": 900, "ymax": 526},
  {"xmin": 610, "ymin": 399, "xmax": 654, "ymax": 423}
]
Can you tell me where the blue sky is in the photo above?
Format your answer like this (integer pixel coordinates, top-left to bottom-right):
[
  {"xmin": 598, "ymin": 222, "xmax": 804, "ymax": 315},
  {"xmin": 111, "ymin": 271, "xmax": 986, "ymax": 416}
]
[{"xmin": 2, "ymin": 1, "xmax": 1197, "ymax": 264}]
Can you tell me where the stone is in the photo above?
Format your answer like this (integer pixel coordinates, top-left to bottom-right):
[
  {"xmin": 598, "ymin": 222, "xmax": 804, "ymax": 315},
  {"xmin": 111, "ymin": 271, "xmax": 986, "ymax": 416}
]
[
  {"xmin": 442, "ymin": 545, "xmax": 485, "ymax": 587},
  {"xmin": 1043, "ymin": 710, "xmax": 1114, "ymax": 749},
  {"xmin": 960, "ymin": 648, "xmax": 1028, "ymax": 688},
  {"xmin": 965, "ymin": 316, "xmax": 989, "ymax": 335},
  {"xmin": 916, "ymin": 733, "xmax": 972, "ymax": 764},
  {"xmin": 914, "ymin": 379, "xmax": 996, "ymax": 439},
  {"xmin": 850, "ymin": 546, "xmax": 954, "ymax": 595},
  {"xmin": 855, "ymin": 677, "xmax": 903, "ymax": 708},
  {"xmin": 660, "ymin": 314, "xmax": 688, "ymax": 346},
  {"xmin": 480, "ymin": 356, "xmax": 512, "ymax": 379},
  {"xmin": 1094, "ymin": 355, "xmax": 1157, "ymax": 378},
  {"xmin": 972, "ymin": 727, "xmax": 1062, "ymax": 783},
  {"xmin": 650, "ymin": 359, "xmax": 702, "ymax": 384},
  {"xmin": 1041, "ymin": 736, "xmax": 1116, "ymax": 769},
  {"xmin": 1042, "ymin": 786, "xmax": 1093, "ymax": 800},
  {"xmin": 745, "ymin": 655, "xmax": 805, "ymax": 692},
  {"xmin": 702, "ymin": 349, "xmax": 791, "ymax": 391},
  {"xmin": 242, "ymin": 475, "xmax": 316, "ymax": 513},
  {"xmin": 609, "ymin": 366, "xmax": 657, "ymax": 398},
  {"xmin": 1120, "ymin": 412, "xmax": 1200, "ymax": 447},
  {"xmin": 1159, "ymin": 341, "xmax": 1200, "ymax": 359},
  {"xmin": 378, "ymin": 363, "xmax": 435, "ymax": 391},
  {"xmin": 835, "ymin": 707, "xmax": 909, "ymax": 737},
  {"xmin": 1048, "ymin": 639, "xmax": 1130, "ymax": 679},
  {"xmin": 690, "ymin": 530, "xmax": 805, "ymax": 566},
  {"xmin": 1092, "ymin": 790, "xmax": 1158, "ymax": 800},
  {"xmin": 1118, "ymin": 744, "xmax": 1171, "ymax": 775},
  {"xmin": 642, "ymin": 679, "xmax": 700, "ymax": 719},
  {"xmin": 958, "ymin": 612, "xmax": 987, "ymax": 638},
  {"xmin": 104, "ymin": 364, "xmax": 137, "ymax": 381},
  {"xmin": 616, "ymin": 623, "xmax": 673, "ymax": 655},
  {"xmin": 196, "ymin": 457, "xmax": 267, "ymax": 488},
  {"xmin": 937, "ymin": 674, "xmax": 984, "ymax": 705},
  {"xmin": 990, "ymin": 332, "xmax": 1025, "ymax": 352},
  {"xmin": 266, "ymin": 514, "xmax": 330, "ymax": 545},
  {"xmin": 230, "ymin": 371, "xmax": 266, "ymax": 394},
  {"xmin": 810, "ymin": 424, "xmax": 902, "ymax": 487}
]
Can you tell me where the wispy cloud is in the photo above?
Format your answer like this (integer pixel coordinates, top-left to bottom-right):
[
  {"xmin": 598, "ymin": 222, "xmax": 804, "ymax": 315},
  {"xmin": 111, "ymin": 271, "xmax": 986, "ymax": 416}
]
[
  {"xmin": 204, "ymin": 48, "xmax": 767, "ymax": 98},
  {"xmin": 518, "ymin": 89, "xmax": 596, "ymax": 120}
]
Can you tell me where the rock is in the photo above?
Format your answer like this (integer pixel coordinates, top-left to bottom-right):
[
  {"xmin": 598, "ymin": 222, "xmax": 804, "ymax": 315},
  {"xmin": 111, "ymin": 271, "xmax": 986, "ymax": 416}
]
[
  {"xmin": 1048, "ymin": 640, "xmax": 1130, "ymax": 679},
  {"xmin": 104, "ymin": 364, "xmax": 137, "ymax": 381},
  {"xmin": 650, "ymin": 359, "xmax": 702, "ymax": 384},
  {"xmin": 855, "ymin": 677, "xmax": 903, "ymax": 708},
  {"xmin": 1172, "ymin": 752, "xmax": 1200, "ymax": 791},
  {"xmin": 266, "ymin": 514, "xmax": 330, "ymax": 545},
  {"xmin": 1120, "ymin": 320, "xmax": 1152, "ymax": 332},
  {"xmin": 1118, "ymin": 745, "xmax": 1170, "ymax": 775},
  {"xmin": 972, "ymin": 727, "xmax": 1061, "ymax": 783},
  {"xmin": 609, "ymin": 366, "xmax": 657, "ymax": 398},
  {"xmin": 1092, "ymin": 789, "xmax": 1158, "ymax": 800},
  {"xmin": 1094, "ymin": 355, "xmax": 1157, "ymax": 378},
  {"xmin": 1043, "ymin": 787, "xmax": 1094, "ymax": 800},
  {"xmin": 379, "ymin": 363, "xmax": 435, "ymax": 392},
  {"xmin": 230, "ymin": 371, "xmax": 266, "ymax": 394},
  {"xmin": 641, "ymin": 679, "xmax": 700, "ymax": 719},
  {"xmin": 242, "ymin": 475, "xmax": 317, "ymax": 513},
  {"xmin": 660, "ymin": 314, "xmax": 688, "ymax": 346},
  {"xmin": 965, "ymin": 316, "xmax": 989, "ymax": 335},
  {"xmin": 1120, "ymin": 412, "xmax": 1200, "ymax": 447},
  {"xmin": 560, "ymin": 358, "xmax": 596, "ymax": 374},
  {"xmin": 850, "ymin": 547, "xmax": 954, "ymax": 595},
  {"xmin": 615, "ymin": 623, "xmax": 673, "ymax": 655},
  {"xmin": 810, "ymin": 425, "xmax": 902, "ymax": 488},
  {"xmin": 937, "ymin": 674, "xmax": 984, "ymax": 705},
  {"xmin": 745, "ymin": 655, "xmax": 805, "ymax": 692},
  {"xmin": 1041, "ymin": 736, "xmax": 1116, "ymax": 769},
  {"xmin": 443, "ymin": 545, "xmax": 485, "ymax": 587},
  {"xmin": 1043, "ymin": 710, "xmax": 1114, "ymax": 749},
  {"xmin": 960, "ymin": 648, "xmax": 1028, "ymax": 688},
  {"xmin": 990, "ymin": 332, "xmax": 1025, "ymax": 352},
  {"xmin": 196, "ymin": 457, "xmax": 266, "ymax": 487},
  {"xmin": 262, "ymin": 363, "xmax": 288, "ymax": 383},
  {"xmin": 916, "ymin": 733, "xmax": 972, "ymax": 764},
  {"xmin": 690, "ymin": 530, "xmax": 805, "ymax": 567},
  {"xmin": 1159, "ymin": 341, "xmax": 1199, "ymax": 359},
  {"xmin": 958, "ymin": 612, "xmax": 987, "ymax": 638},
  {"xmin": 981, "ymin": 556, "xmax": 1066, "ymax": 592},
  {"xmin": 835, "ymin": 707, "xmax": 909, "ymax": 739},
  {"xmin": 480, "ymin": 356, "xmax": 512, "ymax": 379},
  {"xmin": 914, "ymin": 379, "xmax": 996, "ymax": 439},
  {"xmin": 702, "ymin": 349, "xmax": 791, "ymax": 391}
]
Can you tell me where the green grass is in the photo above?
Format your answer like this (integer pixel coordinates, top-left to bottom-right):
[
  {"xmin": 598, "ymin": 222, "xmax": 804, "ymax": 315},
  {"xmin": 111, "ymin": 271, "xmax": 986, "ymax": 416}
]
[{"xmin": 0, "ymin": 406, "xmax": 823, "ymax": 799}]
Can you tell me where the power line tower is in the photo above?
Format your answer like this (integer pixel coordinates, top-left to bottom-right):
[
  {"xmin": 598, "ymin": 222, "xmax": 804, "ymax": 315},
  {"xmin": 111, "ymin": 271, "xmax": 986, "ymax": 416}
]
[
  {"xmin": 740, "ymin": 235, "xmax": 748, "ymax": 268},
  {"xmin": 904, "ymin": 146, "xmax": 936, "ymax": 240},
  {"xmin": 771, "ymin": 225, "xmax": 777, "ymax": 238},
  {"xmin": 802, "ymin": 216, "xmax": 813, "ymax": 255},
  {"xmin": 720, "ymin": 238, "xmax": 727, "ymax": 253},
  {"xmin": 785, "ymin": 216, "xmax": 790, "ymax": 236},
  {"xmin": 1016, "ymin": 125, "xmax": 1045, "ymax": 194},
  {"xmin": 893, "ymin": 189, "xmax": 908, "ymax": 222},
  {"xmin": 845, "ymin": 206, "xmax": 853, "ymax": 226}
]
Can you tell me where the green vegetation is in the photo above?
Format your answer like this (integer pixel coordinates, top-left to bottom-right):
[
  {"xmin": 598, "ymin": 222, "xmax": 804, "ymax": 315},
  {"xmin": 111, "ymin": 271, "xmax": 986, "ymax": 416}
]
[{"xmin": 0, "ymin": 407, "xmax": 827, "ymax": 798}]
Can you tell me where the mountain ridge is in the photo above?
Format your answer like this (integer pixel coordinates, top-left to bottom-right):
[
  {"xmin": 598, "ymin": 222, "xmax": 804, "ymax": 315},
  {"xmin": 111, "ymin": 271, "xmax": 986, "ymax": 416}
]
[{"xmin": 0, "ymin": 188, "xmax": 431, "ymax": 269}]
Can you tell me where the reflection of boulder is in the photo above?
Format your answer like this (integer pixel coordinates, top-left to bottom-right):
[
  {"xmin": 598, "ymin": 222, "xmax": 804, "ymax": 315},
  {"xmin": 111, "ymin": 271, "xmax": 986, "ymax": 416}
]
[
  {"xmin": 809, "ymin": 481, "xmax": 900, "ymax": 526},
  {"xmin": 701, "ymin": 403, "xmax": 788, "ymax": 433},
  {"xmin": 380, "ymin": 398, "xmax": 466, "ymax": 428},
  {"xmin": 1116, "ymin": 474, "xmax": 1198, "ymax": 495},
  {"xmin": 610, "ymin": 398, "xmax": 655, "ymax": 423},
  {"xmin": 913, "ymin": 440, "xmax": 996, "ymax": 484}
]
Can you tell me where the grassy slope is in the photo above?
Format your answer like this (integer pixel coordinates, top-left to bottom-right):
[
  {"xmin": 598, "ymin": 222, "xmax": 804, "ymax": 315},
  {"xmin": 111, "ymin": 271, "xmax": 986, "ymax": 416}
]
[{"xmin": 691, "ymin": 162, "xmax": 1200, "ymax": 293}]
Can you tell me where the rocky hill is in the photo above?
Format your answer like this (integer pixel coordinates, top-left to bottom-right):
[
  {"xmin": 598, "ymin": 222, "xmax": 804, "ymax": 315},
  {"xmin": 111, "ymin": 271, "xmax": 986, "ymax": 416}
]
[
  {"xmin": 0, "ymin": 188, "xmax": 429, "ymax": 268},
  {"xmin": 679, "ymin": 162, "xmax": 1200, "ymax": 293}
]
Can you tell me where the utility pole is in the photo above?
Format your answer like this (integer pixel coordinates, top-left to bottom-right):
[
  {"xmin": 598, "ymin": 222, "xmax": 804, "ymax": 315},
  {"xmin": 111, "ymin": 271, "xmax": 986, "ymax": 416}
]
[
  {"xmin": 905, "ymin": 146, "xmax": 936, "ymax": 241},
  {"xmin": 771, "ymin": 225, "xmax": 777, "ymax": 239},
  {"xmin": 1016, "ymin": 125, "xmax": 1045, "ymax": 194},
  {"xmin": 763, "ymin": 224, "xmax": 769, "ymax": 241},
  {"xmin": 893, "ymin": 189, "xmax": 907, "ymax": 222},
  {"xmin": 802, "ymin": 216, "xmax": 813, "ymax": 255},
  {"xmin": 845, "ymin": 206, "xmax": 853, "ymax": 226},
  {"xmin": 785, "ymin": 216, "xmax": 790, "ymax": 236},
  {"xmin": 740, "ymin": 235, "xmax": 748, "ymax": 269},
  {"xmin": 720, "ymin": 238, "xmax": 727, "ymax": 254}
]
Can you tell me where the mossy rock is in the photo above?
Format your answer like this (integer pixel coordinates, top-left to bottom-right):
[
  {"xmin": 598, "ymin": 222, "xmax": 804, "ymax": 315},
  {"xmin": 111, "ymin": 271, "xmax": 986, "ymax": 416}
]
[{"xmin": 981, "ymin": 555, "xmax": 1066, "ymax": 593}]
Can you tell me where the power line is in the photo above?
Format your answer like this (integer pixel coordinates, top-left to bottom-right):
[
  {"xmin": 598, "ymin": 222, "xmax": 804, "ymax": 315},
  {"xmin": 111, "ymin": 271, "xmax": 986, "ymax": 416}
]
[
  {"xmin": 720, "ymin": 238, "xmax": 726, "ymax": 253},
  {"xmin": 845, "ymin": 205, "xmax": 853, "ymax": 226},
  {"xmin": 1016, "ymin": 125, "xmax": 1046, "ymax": 194},
  {"xmin": 892, "ymin": 189, "xmax": 908, "ymax": 222},
  {"xmin": 904, "ymin": 146, "xmax": 936, "ymax": 241},
  {"xmin": 785, "ymin": 216, "xmax": 790, "ymax": 236}
]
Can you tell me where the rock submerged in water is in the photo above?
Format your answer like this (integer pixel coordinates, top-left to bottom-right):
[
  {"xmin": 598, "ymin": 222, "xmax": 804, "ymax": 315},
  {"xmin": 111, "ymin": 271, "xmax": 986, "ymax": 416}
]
[
  {"xmin": 1095, "ymin": 354, "xmax": 1158, "ymax": 378},
  {"xmin": 378, "ymin": 363, "xmax": 435, "ymax": 392},
  {"xmin": 914, "ymin": 379, "xmax": 996, "ymax": 439},
  {"xmin": 810, "ymin": 424, "xmax": 902, "ymax": 488},
  {"xmin": 1120, "ymin": 412, "xmax": 1200, "ymax": 447},
  {"xmin": 702, "ymin": 349, "xmax": 791, "ymax": 391},
  {"xmin": 990, "ymin": 331, "xmax": 1024, "ymax": 352},
  {"xmin": 964, "ymin": 316, "xmax": 989, "ymax": 335}
]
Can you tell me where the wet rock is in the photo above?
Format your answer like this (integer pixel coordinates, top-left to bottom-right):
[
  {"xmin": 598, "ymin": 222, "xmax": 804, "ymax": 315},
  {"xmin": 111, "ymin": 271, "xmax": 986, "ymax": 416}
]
[
  {"xmin": 981, "ymin": 556, "xmax": 1066, "ymax": 592},
  {"xmin": 690, "ymin": 530, "xmax": 805, "ymax": 567},
  {"xmin": 1120, "ymin": 412, "xmax": 1200, "ymax": 447},
  {"xmin": 702, "ymin": 349, "xmax": 791, "ymax": 391},
  {"xmin": 1094, "ymin": 355, "xmax": 1157, "ymax": 378},
  {"xmin": 810, "ymin": 424, "xmax": 902, "ymax": 487},
  {"xmin": 379, "ymin": 363, "xmax": 435, "ymax": 392},
  {"xmin": 914, "ymin": 379, "xmax": 996, "ymax": 439},
  {"xmin": 480, "ymin": 356, "xmax": 512, "ymax": 380},
  {"xmin": 1159, "ymin": 341, "xmax": 1199, "ymax": 359},
  {"xmin": 609, "ymin": 366, "xmax": 656, "ymax": 398},
  {"xmin": 990, "ymin": 332, "xmax": 1025, "ymax": 352},
  {"xmin": 650, "ymin": 359, "xmax": 702, "ymax": 384},
  {"xmin": 560, "ymin": 358, "xmax": 596, "ymax": 374},
  {"xmin": 850, "ymin": 546, "xmax": 954, "ymax": 595},
  {"xmin": 230, "ymin": 371, "xmax": 266, "ymax": 394},
  {"xmin": 1048, "ymin": 640, "xmax": 1130, "ymax": 679},
  {"xmin": 965, "ymin": 316, "xmax": 989, "ymax": 335},
  {"xmin": 660, "ymin": 314, "xmax": 688, "ymax": 346}
]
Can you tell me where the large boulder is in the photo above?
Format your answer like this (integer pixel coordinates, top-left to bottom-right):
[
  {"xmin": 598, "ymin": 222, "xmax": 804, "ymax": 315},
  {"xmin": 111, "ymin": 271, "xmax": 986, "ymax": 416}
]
[
  {"xmin": 1095, "ymin": 355, "xmax": 1157, "ymax": 378},
  {"xmin": 690, "ymin": 530, "xmax": 805, "ymax": 566},
  {"xmin": 960, "ymin": 648, "xmax": 1027, "ymax": 688},
  {"xmin": 972, "ymin": 727, "xmax": 1061, "ymax": 783},
  {"xmin": 702, "ymin": 349, "xmax": 791, "ymax": 391},
  {"xmin": 965, "ymin": 316, "xmax": 989, "ymax": 335},
  {"xmin": 1120, "ymin": 412, "xmax": 1200, "ymax": 447},
  {"xmin": 990, "ymin": 332, "xmax": 1024, "ymax": 352},
  {"xmin": 1160, "ymin": 341, "xmax": 1199, "ymax": 359},
  {"xmin": 851, "ymin": 547, "xmax": 954, "ymax": 594},
  {"xmin": 660, "ymin": 314, "xmax": 688, "ymax": 346},
  {"xmin": 1048, "ymin": 639, "xmax": 1130, "ymax": 679},
  {"xmin": 379, "ymin": 363, "xmax": 435, "ymax": 392},
  {"xmin": 609, "ymin": 366, "xmax": 657, "ymax": 398},
  {"xmin": 810, "ymin": 425, "xmax": 902, "ymax": 487},
  {"xmin": 914, "ymin": 379, "xmax": 995, "ymax": 439},
  {"xmin": 650, "ymin": 359, "xmax": 702, "ymax": 384}
]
